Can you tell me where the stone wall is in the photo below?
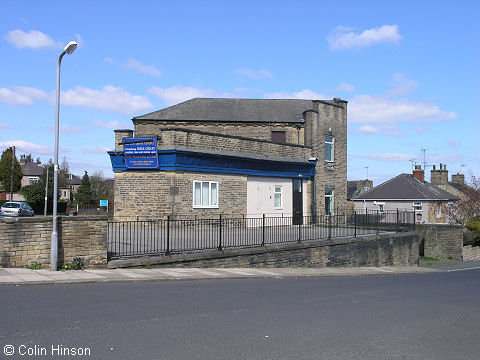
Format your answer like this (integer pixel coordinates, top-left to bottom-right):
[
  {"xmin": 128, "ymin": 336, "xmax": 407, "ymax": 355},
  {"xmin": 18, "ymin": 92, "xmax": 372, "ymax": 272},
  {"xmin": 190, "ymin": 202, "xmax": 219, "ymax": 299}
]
[
  {"xmin": 114, "ymin": 171, "xmax": 247, "ymax": 220},
  {"xmin": 310, "ymin": 100, "xmax": 348, "ymax": 213},
  {"xmin": 108, "ymin": 232, "xmax": 419, "ymax": 269},
  {"xmin": 135, "ymin": 121, "xmax": 305, "ymax": 146},
  {"xmin": 463, "ymin": 245, "xmax": 480, "ymax": 261},
  {"xmin": 417, "ymin": 224, "xmax": 463, "ymax": 260},
  {"xmin": 156, "ymin": 128, "xmax": 311, "ymax": 159},
  {"xmin": 0, "ymin": 216, "xmax": 108, "ymax": 268}
]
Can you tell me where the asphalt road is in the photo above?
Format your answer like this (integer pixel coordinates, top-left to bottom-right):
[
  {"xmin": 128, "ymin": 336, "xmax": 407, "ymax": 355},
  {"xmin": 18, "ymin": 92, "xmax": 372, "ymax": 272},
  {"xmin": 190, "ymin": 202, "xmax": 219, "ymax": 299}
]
[{"xmin": 1, "ymin": 270, "xmax": 479, "ymax": 360}]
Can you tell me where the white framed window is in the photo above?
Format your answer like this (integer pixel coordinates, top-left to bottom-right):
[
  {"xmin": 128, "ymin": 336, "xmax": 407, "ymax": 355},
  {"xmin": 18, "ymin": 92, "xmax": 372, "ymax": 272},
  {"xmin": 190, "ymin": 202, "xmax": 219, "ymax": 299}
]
[
  {"xmin": 325, "ymin": 135, "xmax": 334, "ymax": 162},
  {"xmin": 274, "ymin": 186, "xmax": 282, "ymax": 209},
  {"xmin": 62, "ymin": 190, "xmax": 68, "ymax": 198},
  {"xmin": 193, "ymin": 181, "xmax": 218, "ymax": 208},
  {"xmin": 413, "ymin": 202, "xmax": 422, "ymax": 211},
  {"xmin": 29, "ymin": 177, "xmax": 39, "ymax": 185},
  {"xmin": 436, "ymin": 203, "xmax": 442, "ymax": 218},
  {"xmin": 378, "ymin": 203, "xmax": 385, "ymax": 213},
  {"xmin": 325, "ymin": 189, "xmax": 334, "ymax": 215}
]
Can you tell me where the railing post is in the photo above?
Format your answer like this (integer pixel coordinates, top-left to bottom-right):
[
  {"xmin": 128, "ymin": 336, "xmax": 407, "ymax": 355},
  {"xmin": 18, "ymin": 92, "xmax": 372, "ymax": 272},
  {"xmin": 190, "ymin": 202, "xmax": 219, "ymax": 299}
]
[
  {"xmin": 376, "ymin": 210, "xmax": 379, "ymax": 235},
  {"xmin": 328, "ymin": 215, "xmax": 332, "ymax": 240},
  {"xmin": 365, "ymin": 209, "xmax": 368, "ymax": 226},
  {"xmin": 166, "ymin": 215, "xmax": 170, "ymax": 255},
  {"xmin": 262, "ymin": 214, "xmax": 265, "ymax": 246},
  {"xmin": 354, "ymin": 211, "xmax": 357, "ymax": 238},
  {"xmin": 413, "ymin": 209, "xmax": 416, "ymax": 230},
  {"xmin": 396, "ymin": 208, "xmax": 399, "ymax": 232},
  {"xmin": 297, "ymin": 216, "xmax": 301, "ymax": 243},
  {"xmin": 218, "ymin": 214, "xmax": 223, "ymax": 251}
]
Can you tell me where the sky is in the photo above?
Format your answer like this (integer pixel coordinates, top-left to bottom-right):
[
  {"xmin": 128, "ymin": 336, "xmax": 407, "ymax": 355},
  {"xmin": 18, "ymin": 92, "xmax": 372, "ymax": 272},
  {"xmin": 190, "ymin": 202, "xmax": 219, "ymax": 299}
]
[{"xmin": 0, "ymin": 0, "xmax": 479, "ymax": 185}]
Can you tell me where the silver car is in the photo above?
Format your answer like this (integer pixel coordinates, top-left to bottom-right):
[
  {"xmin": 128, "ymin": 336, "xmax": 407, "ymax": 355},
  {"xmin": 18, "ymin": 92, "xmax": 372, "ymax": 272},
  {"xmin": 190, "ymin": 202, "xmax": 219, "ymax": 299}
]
[{"xmin": 0, "ymin": 202, "xmax": 35, "ymax": 217}]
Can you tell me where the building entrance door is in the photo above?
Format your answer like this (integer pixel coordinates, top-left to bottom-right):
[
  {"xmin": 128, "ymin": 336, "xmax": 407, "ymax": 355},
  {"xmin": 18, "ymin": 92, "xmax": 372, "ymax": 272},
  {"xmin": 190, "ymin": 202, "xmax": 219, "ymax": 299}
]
[{"xmin": 292, "ymin": 179, "xmax": 303, "ymax": 225}]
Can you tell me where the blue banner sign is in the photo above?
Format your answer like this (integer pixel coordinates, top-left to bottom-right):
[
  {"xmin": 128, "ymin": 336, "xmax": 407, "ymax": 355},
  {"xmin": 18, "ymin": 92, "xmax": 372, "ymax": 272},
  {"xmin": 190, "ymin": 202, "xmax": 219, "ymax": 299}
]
[
  {"xmin": 99, "ymin": 200, "xmax": 108, "ymax": 207},
  {"xmin": 123, "ymin": 137, "xmax": 158, "ymax": 169}
]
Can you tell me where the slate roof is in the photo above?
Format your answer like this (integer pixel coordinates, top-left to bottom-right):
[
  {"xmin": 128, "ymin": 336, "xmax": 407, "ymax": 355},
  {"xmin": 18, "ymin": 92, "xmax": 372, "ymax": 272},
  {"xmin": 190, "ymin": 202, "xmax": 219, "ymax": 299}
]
[
  {"xmin": 20, "ymin": 162, "xmax": 43, "ymax": 177},
  {"xmin": 352, "ymin": 173, "xmax": 459, "ymax": 201},
  {"xmin": 133, "ymin": 98, "xmax": 340, "ymax": 123},
  {"xmin": 68, "ymin": 175, "xmax": 82, "ymax": 185}
]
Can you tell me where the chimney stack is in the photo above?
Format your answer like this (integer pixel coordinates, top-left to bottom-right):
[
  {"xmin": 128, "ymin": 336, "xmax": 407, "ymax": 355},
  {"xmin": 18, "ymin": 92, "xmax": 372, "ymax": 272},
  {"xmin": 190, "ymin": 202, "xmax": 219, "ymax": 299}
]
[
  {"xmin": 20, "ymin": 154, "xmax": 26, "ymax": 165},
  {"xmin": 430, "ymin": 163, "xmax": 448, "ymax": 186},
  {"xmin": 451, "ymin": 173, "xmax": 465, "ymax": 184},
  {"xmin": 413, "ymin": 165, "xmax": 424, "ymax": 183}
]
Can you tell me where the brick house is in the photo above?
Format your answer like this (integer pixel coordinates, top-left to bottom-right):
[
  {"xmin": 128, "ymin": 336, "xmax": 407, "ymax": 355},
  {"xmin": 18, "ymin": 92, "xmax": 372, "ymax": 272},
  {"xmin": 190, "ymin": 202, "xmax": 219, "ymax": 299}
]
[
  {"xmin": 351, "ymin": 165, "xmax": 458, "ymax": 224},
  {"xmin": 108, "ymin": 97, "xmax": 348, "ymax": 220}
]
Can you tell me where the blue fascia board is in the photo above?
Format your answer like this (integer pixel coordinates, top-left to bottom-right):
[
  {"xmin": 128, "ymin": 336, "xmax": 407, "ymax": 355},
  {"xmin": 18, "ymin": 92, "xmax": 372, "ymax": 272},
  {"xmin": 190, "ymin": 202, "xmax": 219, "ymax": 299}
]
[{"xmin": 108, "ymin": 150, "xmax": 315, "ymax": 179}]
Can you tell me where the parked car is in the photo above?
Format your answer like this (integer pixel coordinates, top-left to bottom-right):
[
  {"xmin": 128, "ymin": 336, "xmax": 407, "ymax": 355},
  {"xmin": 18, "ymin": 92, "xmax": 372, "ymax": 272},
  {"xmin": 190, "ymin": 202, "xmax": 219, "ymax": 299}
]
[{"xmin": 0, "ymin": 202, "xmax": 35, "ymax": 217}]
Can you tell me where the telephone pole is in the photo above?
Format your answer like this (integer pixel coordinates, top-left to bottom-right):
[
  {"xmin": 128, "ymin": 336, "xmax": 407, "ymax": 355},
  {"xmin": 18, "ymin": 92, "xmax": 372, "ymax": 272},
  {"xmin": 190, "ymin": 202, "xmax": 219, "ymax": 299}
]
[{"xmin": 9, "ymin": 146, "xmax": 15, "ymax": 201}]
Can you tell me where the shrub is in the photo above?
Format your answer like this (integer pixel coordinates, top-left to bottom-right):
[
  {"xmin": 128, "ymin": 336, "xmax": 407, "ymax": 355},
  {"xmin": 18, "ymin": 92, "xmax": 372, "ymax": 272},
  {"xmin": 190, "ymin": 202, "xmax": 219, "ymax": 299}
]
[{"xmin": 466, "ymin": 216, "xmax": 480, "ymax": 233}]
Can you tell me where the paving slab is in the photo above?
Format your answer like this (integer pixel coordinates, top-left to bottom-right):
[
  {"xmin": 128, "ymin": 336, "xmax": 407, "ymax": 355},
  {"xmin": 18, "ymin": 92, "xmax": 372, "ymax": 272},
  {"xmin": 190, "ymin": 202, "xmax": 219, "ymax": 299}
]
[{"xmin": 0, "ymin": 265, "xmax": 444, "ymax": 286}]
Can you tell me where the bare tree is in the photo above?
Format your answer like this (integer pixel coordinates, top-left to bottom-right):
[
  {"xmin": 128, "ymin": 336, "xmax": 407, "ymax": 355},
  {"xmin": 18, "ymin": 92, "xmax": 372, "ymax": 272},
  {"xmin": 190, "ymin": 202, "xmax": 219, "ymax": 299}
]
[{"xmin": 448, "ymin": 174, "xmax": 480, "ymax": 224}]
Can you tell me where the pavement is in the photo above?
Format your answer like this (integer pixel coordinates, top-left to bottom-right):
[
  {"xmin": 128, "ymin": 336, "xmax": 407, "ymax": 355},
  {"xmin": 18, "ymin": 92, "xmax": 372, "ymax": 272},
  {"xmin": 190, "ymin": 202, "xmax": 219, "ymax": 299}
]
[
  {"xmin": 2, "ymin": 261, "xmax": 479, "ymax": 285},
  {"xmin": 0, "ymin": 265, "xmax": 447, "ymax": 285}
]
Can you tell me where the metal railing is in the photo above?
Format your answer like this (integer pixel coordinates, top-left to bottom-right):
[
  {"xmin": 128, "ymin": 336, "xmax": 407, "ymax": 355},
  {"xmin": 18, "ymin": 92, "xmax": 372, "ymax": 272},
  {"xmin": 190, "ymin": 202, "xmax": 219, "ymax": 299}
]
[{"xmin": 107, "ymin": 210, "xmax": 415, "ymax": 260}]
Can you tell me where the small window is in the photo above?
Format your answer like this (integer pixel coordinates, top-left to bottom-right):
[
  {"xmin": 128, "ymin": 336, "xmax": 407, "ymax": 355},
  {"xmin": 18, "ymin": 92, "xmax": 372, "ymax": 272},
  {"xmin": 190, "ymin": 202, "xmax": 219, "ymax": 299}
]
[
  {"xmin": 274, "ymin": 186, "xmax": 282, "ymax": 208},
  {"xmin": 271, "ymin": 131, "xmax": 286, "ymax": 144},
  {"xmin": 29, "ymin": 177, "xmax": 39, "ymax": 185},
  {"xmin": 325, "ymin": 189, "xmax": 334, "ymax": 215},
  {"xmin": 325, "ymin": 135, "xmax": 334, "ymax": 162},
  {"xmin": 436, "ymin": 203, "xmax": 442, "ymax": 218},
  {"xmin": 379, "ymin": 204, "xmax": 384, "ymax": 213},
  {"xmin": 413, "ymin": 202, "xmax": 422, "ymax": 211},
  {"xmin": 193, "ymin": 181, "xmax": 219, "ymax": 208}
]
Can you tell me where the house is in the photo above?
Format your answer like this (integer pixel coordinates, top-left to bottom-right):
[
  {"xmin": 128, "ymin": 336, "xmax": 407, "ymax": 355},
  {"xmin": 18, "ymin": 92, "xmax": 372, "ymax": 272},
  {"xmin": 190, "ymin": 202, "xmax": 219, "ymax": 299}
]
[
  {"xmin": 351, "ymin": 165, "xmax": 458, "ymax": 224},
  {"xmin": 19, "ymin": 156, "xmax": 43, "ymax": 187},
  {"xmin": 347, "ymin": 179, "xmax": 373, "ymax": 200},
  {"xmin": 60, "ymin": 173, "xmax": 82, "ymax": 200},
  {"xmin": 430, "ymin": 163, "xmax": 470, "ymax": 199},
  {"xmin": 108, "ymin": 97, "xmax": 348, "ymax": 220}
]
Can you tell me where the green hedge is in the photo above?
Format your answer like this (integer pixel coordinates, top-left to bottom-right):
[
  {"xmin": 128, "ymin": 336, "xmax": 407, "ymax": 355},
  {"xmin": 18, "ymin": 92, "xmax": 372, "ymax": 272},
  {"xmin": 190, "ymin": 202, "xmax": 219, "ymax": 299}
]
[{"xmin": 0, "ymin": 199, "xmax": 67, "ymax": 215}]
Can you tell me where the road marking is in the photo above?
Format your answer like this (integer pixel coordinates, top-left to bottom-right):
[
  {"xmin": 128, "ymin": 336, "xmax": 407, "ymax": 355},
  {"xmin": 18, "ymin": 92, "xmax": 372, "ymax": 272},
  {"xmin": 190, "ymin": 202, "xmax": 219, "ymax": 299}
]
[{"xmin": 445, "ymin": 266, "xmax": 480, "ymax": 272}]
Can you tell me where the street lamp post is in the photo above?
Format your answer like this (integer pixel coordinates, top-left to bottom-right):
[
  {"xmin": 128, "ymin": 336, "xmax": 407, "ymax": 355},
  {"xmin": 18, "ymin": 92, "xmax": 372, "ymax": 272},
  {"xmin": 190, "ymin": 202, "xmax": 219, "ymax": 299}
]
[{"xmin": 51, "ymin": 41, "xmax": 77, "ymax": 271}]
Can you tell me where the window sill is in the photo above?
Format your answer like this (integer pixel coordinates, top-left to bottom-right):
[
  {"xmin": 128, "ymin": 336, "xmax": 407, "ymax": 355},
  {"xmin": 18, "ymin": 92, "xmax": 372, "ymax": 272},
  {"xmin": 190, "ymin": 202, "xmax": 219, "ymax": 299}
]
[{"xmin": 193, "ymin": 206, "xmax": 219, "ymax": 209}]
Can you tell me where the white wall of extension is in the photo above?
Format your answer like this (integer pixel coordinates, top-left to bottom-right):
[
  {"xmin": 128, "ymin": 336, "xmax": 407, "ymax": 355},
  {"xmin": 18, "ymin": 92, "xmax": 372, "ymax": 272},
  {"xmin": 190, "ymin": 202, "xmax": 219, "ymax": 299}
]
[{"xmin": 246, "ymin": 176, "xmax": 307, "ymax": 218}]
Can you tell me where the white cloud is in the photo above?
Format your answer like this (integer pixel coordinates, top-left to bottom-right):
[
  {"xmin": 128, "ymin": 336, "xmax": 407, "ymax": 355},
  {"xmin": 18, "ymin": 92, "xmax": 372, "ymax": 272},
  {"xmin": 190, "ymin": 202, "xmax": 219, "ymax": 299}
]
[
  {"xmin": 335, "ymin": 83, "xmax": 356, "ymax": 92},
  {"xmin": 0, "ymin": 122, "xmax": 10, "ymax": 130},
  {"xmin": 349, "ymin": 95, "xmax": 457, "ymax": 124},
  {"xmin": 91, "ymin": 119, "xmax": 131, "ymax": 129},
  {"xmin": 122, "ymin": 58, "xmax": 162, "ymax": 77},
  {"xmin": 357, "ymin": 124, "xmax": 402, "ymax": 137},
  {"xmin": 327, "ymin": 25, "xmax": 402, "ymax": 50},
  {"xmin": 1, "ymin": 85, "xmax": 152, "ymax": 114},
  {"xmin": 82, "ymin": 147, "xmax": 111, "ymax": 154},
  {"xmin": 235, "ymin": 68, "xmax": 274, "ymax": 79},
  {"xmin": 0, "ymin": 140, "xmax": 52, "ymax": 155},
  {"xmin": 264, "ymin": 89, "xmax": 328, "ymax": 99},
  {"xmin": 0, "ymin": 87, "xmax": 33, "ymax": 105},
  {"xmin": 5, "ymin": 29, "xmax": 59, "ymax": 49},
  {"xmin": 61, "ymin": 86, "xmax": 153, "ymax": 114},
  {"xmin": 148, "ymin": 85, "xmax": 218, "ymax": 106},
  {"xmin": 385, "ymin": 73, "xmax": 418, "ymax": 97},
  {"xmin": 74, "ymin": 34, "xmax": 85, "ymax": 48},
  {"xmin": 355, "ymin": 153, "xmax": 417, "ymax": 162}
]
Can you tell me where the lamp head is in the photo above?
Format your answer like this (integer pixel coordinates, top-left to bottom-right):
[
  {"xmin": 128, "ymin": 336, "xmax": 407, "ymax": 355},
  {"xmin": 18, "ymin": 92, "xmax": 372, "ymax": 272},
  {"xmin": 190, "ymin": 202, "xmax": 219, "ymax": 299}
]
[{"xmin": 64, "ymin": 41, "xmax": 78, "ymax": 55}]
